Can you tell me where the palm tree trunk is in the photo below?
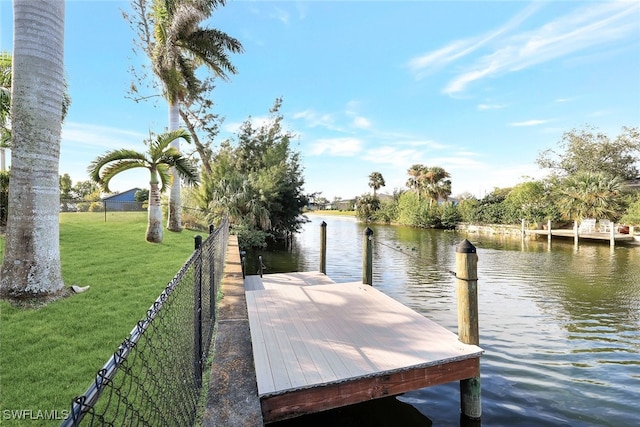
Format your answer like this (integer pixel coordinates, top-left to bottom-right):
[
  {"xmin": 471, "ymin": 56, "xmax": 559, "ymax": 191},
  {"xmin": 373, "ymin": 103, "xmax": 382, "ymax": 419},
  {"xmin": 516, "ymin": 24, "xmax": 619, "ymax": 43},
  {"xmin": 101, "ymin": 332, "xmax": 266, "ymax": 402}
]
[
  {"xmin": 146, "ymin": 181, "xmax": 163, "ymax": 243},
  {"xmin": 0, "ymin": 0, "xmax": 65, "ymax": 299},
  {"xmin": 167, "ymin": 101, "xmax": 182, "ymax": 231}
]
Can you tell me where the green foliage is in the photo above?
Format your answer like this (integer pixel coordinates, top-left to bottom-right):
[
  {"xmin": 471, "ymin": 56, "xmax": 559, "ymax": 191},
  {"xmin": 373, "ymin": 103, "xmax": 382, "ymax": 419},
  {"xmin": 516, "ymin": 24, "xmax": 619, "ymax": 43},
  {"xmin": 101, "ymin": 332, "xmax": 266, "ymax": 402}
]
[
  {"xmin": 405, "ymin": 164, "xmax": 452, "ymax": 204},
  {"xmin": 620, "ymin": 194, "xmax": 640, "ymax": 226},
  {"xmin": 135, "ymin": 188, "xmax": 150, "ymax": 202},
  {"xmin": 198, "ymin": 99, "xmax": 307, "ymax": 248},
  {"xmin": 536, "ymin": 125, "xmax": 640, "ymax": 180},
  {"xmin": 355, "ymin": 193, "xmax": 380, "ymax": 222},
  {"xmin": 502, "ymin": 180, "xmax": 561, "ymax": 224},
  {"xmin": 371, "ymin": 198, "xmax": 398, "ymax": 224},
  {"xmin": 0, "ymin": 212, "xmax": 201, "ymax": 422},
  {"xmin": 395, "ymin": 191, "xmax": 445, "ymax": 228},
  {"xmin": 456, "ymin": 197, "xmax": 481, "ymax": 223},
  {"xmin": 556, "ymin": 171, "xmax": 627, "ymax": 221},
  {"xmin": 440, "ymin": 201, "xmax": 461, "ymax": 229},
  {"xmin": 368, "ymin": 171, "xmax": 385, "ymax": 196}
]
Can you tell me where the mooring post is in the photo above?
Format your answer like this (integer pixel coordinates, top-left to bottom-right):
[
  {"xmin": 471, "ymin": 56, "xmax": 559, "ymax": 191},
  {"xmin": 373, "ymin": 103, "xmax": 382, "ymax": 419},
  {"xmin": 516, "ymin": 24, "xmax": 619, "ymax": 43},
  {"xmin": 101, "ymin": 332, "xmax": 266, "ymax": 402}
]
[
  {"xmin": 547, "ymin": 219, "xmax": 552, "ymax": 245},
  {"xmin": 573, "ymin": 220, "xmax": 579, "ymax": 246},
  {"xmin": 320, "ymin": 221, "xmax": 327, "ymax": 274},
  {"xmin": 610, "ymin": 223, "xmax": 615, "ymax": 247},
  {"xmin": 521, "ymin": 219, "xmax": 525, "ymax": 238},
  {"xmin": 455, "ymin": 239, "xmax": 481, "ymax": 420},
  {"xmin": 362, "ymin": 227, "xmax": 373, "ymax": 286}
]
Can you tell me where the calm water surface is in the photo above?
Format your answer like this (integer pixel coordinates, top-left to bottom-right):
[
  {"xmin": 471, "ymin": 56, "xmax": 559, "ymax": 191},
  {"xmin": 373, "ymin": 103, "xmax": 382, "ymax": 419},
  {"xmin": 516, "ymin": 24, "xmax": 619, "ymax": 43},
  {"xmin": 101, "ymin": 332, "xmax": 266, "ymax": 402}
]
[{"xmin": 249, "ymin": 214, "xmax": 640, "ymax": 427}]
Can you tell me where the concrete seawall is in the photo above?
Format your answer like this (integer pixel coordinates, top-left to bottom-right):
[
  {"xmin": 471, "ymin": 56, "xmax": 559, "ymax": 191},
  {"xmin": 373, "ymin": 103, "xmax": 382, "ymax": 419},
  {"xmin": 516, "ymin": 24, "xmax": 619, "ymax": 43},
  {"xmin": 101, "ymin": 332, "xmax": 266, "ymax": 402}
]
[{"xmin": 202, "ymin": 235, "xmax": 263, "ymax": 427}]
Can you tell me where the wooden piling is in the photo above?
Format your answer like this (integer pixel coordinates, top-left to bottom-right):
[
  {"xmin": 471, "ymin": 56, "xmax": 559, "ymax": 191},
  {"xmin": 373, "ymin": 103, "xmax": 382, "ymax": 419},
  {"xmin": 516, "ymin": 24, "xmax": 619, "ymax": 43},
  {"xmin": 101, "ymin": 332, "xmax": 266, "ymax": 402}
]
[
  {"xmin": 455, "ymin": 239, "xmax": 481, "ymax": 420},
  {"xmin": 320, "ymin": 221, "xmax": 327, "ymax": 274},
  {"xmin": 547, "ymin": 219, "xmax": 552, "ymax": 245},
  {"xmin": 362, "ymin": 227, "xmax": 373, "ymax": 286},
  {"xmin": 610, "ymin": 223, "xmax": 615, "ymax": 247}
]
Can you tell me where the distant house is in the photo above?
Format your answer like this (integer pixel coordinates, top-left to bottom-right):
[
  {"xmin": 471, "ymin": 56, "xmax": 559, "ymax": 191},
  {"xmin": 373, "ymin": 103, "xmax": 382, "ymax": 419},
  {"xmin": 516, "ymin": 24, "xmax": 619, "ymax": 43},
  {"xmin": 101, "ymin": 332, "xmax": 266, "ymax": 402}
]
[{"xmin": 102, "ymin": 188, "xmax": 145, "ymax": 211}]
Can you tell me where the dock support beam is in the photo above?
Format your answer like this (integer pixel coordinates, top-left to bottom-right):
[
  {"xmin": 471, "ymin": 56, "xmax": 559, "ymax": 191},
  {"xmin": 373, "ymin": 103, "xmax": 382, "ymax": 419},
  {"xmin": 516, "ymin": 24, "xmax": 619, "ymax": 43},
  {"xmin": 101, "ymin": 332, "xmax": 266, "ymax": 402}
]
[
  {"xmin": 456, "ymin": 239, "xmax": 481, "ymax": 420},
  {"xmin": 362, "ymin": 227, "xmax": 373, "ymax": 286},
  {"xmin": 320, "ymin": 221, "xmax": 327, "ymax": 274}
]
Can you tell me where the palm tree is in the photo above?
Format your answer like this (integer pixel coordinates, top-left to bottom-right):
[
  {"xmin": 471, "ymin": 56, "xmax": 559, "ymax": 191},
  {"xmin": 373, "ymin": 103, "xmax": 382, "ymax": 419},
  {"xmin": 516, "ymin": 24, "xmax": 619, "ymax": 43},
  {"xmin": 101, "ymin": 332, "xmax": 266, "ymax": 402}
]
[
  {"xmin": 556, "ymin": 171, "xmax": 625, "ymax": 222},
  {"xmin": 368, "ymin": 171, "xmax": 385, "ymax": 197},
  {"xmin": 0, "ymin": 0, "xmax": 66, "ymax": 300},
  {"xmin": 406, "ymin": 164, "xmax": 424, "ymax": 196},
  {"xmin": 422, "ymin": 166, "xmax": 451, "ymax": 206},
  {"xmin": 149, "ymin": 0, "xmax": 243, "ymax": 232},
  {"xmin": 88, "ymin": 129, "xmax": 199, "ymax": 243}
]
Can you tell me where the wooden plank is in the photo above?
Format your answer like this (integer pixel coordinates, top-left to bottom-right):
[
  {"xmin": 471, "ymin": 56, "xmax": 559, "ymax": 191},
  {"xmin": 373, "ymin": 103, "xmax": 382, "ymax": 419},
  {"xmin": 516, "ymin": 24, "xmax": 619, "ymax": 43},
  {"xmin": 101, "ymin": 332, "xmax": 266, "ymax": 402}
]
[
  {"xmin": 247, "ymin": 280, "xmax": 482, "ymax": 398},
  {"xmin": 261, "ymin": 357, "xmax": 481, "ymax": 423},
  {"xmin": 244, "ymin": 275, "xmax": 265, "ymax": 291},
  {"xmin": 245, "ymin": 291, "xmax": 275, "ymax": 394},
  {"xmin": 260, "ymin": 271, "xmax": 336, "ymax": 289}
]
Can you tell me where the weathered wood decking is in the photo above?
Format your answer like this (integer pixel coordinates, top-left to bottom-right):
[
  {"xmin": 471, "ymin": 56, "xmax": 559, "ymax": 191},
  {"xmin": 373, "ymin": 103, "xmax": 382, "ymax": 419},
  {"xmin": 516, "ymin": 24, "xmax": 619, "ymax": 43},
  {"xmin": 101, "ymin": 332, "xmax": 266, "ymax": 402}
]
[
  {"xmin": 528, "ymin": 229, "xmax": 635, "ymax": 243},
  {"xmin": 244, "ymin": 272, "xmax": 483, "ymax": 423}
]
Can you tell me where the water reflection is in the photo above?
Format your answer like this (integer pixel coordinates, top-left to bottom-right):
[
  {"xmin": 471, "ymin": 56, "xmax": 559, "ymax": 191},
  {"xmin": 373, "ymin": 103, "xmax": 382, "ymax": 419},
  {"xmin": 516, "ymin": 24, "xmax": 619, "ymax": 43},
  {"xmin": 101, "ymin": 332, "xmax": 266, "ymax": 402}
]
[{"xmin": 244, "ymin": 215, "xmax": 640, "ymax": 426}]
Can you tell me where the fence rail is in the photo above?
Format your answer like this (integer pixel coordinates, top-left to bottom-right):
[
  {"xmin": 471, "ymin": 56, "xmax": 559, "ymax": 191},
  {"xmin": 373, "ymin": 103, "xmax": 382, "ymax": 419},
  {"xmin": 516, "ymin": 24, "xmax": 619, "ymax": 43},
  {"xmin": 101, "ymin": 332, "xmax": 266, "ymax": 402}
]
[{"xmin": 62, "ymin": 218, "xmax": 229, "ymax": 426}]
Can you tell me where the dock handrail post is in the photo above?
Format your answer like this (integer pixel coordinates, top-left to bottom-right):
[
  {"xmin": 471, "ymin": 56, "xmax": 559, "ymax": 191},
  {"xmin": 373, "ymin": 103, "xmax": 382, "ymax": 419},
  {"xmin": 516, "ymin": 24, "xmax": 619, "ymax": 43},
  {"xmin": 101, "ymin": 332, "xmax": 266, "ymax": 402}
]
[
  {"xmin": 362, "ymin": 227, "xmax": 373, "ymax": 286},
  {"xmin": 455, "ymin": 239, "xmax": 481, "ymax": 420},
  {"xmin": 320, "ymin": 221, "xmax": 327, "ymax": 274}
]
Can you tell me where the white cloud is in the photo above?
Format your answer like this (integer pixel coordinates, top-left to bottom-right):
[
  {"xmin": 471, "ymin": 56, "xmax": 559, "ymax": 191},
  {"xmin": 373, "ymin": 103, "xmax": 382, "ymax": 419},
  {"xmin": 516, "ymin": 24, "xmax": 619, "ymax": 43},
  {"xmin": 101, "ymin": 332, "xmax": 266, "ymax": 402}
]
[
  {"xmin": 292, "ymin": 109, "xmax": 337, "ymax": 129},
  {"xmin": 362, "ymin": 146, "xmax": 424, "ymax": 167},
  {"xmin": 309, "ymin": 137, "xmax": 362, "ymax": 156},
  {"xmin": 62, "ymin": 122, "xmax": 148, "ymax": 150},
  {"xmin": 271, "ymin": 7, "xmax": 290, "ymax": 24},
  {"xmin": 409, "ymin": 2, "xmax": 640, "ymax": 95},
  {"xmin": 352, "ymin": 116, "xmax": 372, "ymax": 129},
  {"xmin": 510, "ymin": 119, "xmax": 550, "ymax": 127},
  {"xmin": 477, "ymin": 103, "xmax": 506, "ymax": 111},
  {"xmin": 407, "ymin": 2, "xmax": 542, "ymax": 80}
]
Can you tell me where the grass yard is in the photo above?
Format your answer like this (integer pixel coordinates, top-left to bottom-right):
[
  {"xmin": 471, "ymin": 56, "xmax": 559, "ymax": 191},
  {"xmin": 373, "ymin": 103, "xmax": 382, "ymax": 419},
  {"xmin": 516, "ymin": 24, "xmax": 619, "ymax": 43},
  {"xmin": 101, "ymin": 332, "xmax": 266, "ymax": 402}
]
[{"xmin": 0, "ymin": 212, "xmax": 202, "ymax": 426}]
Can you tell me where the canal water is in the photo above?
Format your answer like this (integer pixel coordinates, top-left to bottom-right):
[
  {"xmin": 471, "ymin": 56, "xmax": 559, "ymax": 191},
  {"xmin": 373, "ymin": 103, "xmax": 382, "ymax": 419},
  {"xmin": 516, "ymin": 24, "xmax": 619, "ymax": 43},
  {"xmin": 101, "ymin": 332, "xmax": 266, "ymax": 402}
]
[{"xmin": 247, "ymin": 214, "xmax": 640, "ymax": 427}]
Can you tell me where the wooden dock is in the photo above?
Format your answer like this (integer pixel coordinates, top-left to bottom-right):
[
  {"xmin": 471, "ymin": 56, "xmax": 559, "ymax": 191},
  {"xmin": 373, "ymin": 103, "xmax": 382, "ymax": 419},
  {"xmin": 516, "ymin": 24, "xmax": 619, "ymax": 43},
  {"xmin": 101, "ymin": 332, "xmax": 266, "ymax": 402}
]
[
  {"xmin": 244, "ymin": 272, "xmax": 483, "ymax": 423},
  {"xmin": 528, "ymin": 229, "xmax": 635, "ymax": 243}
]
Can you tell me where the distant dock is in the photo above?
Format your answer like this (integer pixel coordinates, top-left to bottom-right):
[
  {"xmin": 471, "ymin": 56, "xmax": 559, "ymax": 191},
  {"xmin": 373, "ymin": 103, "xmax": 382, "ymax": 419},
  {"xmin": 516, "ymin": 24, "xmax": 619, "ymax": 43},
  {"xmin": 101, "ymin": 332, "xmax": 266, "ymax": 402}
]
[
  {"xmin": 527, "ymin": 229, "xmax": 635, "ymax": 244},
  {"xmin": 244, "ymin": 271, "xmax": 483, "ymax": 423}
]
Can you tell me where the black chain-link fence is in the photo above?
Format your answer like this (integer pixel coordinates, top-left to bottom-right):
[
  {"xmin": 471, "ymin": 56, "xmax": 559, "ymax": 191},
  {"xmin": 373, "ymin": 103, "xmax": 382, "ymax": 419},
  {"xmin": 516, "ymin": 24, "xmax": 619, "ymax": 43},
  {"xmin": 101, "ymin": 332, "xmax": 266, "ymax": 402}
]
[{"xmin": 62, "ymin": 217, "xmax": 229, "ymax": 426}]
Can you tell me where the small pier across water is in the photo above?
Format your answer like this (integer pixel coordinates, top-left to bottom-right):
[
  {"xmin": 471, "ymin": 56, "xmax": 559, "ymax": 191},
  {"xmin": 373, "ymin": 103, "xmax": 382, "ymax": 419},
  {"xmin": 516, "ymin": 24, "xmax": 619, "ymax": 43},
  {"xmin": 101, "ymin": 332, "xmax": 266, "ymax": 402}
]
[{"xmin": 244, "ymin": 271, "xmax": 483, "ymax": 423}]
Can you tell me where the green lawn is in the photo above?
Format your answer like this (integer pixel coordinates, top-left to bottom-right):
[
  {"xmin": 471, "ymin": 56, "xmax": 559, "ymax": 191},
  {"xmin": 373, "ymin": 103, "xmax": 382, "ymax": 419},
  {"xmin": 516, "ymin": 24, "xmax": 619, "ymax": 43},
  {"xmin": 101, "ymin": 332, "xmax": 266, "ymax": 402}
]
[{"xmin": 0, "ymin": 212, "xmax": 202, "ymax": 426}]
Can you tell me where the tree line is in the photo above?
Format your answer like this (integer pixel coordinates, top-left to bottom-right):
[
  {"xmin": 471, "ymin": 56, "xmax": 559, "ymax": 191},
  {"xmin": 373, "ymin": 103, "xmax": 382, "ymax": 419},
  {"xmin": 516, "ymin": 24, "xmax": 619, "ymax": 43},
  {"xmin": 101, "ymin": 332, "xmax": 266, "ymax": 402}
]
[
  {"xmin": 356, "ymin": 126, "xmax": 640, "ymax": 229},
  {"xmin": 1, "ymin": 0, "xmax": 307, "ymax": 301}
]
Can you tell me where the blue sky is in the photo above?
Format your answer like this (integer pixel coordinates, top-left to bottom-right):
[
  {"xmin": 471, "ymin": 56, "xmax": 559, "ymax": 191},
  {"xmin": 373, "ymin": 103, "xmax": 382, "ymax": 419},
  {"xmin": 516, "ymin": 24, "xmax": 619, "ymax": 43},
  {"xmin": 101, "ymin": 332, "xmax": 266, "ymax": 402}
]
[{"xmin": 1, "ymin": 1, "xmax": 639, "ymax": 200}]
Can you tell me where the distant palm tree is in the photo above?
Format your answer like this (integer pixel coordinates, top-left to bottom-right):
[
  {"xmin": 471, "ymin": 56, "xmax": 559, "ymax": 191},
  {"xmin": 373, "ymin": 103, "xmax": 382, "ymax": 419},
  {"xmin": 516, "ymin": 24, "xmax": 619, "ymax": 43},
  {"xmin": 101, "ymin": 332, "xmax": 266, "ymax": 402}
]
[
  {"xmin": 368, "ymin": 171, "xmax": 385, "ymax": 197},
  {"xmin": 150, "ymin": 0, "xmax": 243, "ymax": 232},
  {"xmin": 88, "ymin": 129, "xmax": 199, "ymax": 243},
  {"xmin": 422, "ymin": 166, "xmax": 451, "ymax": 206},
  {"xmin": 406, "ymin": 164, "xmax": 424, "ymax": 197},
  {"xmin": 406, "ymin": 164, "xmax": 451, "ymax": 205},
  {"xmin": 556, "ymin": 171, "xmax": 625, "ymax": 222}
]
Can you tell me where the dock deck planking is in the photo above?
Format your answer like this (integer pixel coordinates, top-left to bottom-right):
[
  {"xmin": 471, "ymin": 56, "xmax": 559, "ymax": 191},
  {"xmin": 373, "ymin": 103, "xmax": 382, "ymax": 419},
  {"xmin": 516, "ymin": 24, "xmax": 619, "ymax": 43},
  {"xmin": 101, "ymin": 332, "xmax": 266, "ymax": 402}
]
[
  {"xmin": 528, "ymin": 229, "xmax": 635, "ymax": 242},
  {"xmin": 245, "ymin": 274, "xmax": 483, "ymax": 421}
]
